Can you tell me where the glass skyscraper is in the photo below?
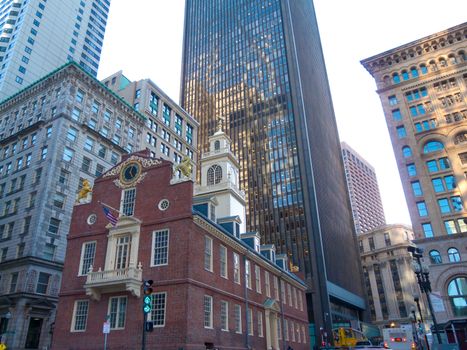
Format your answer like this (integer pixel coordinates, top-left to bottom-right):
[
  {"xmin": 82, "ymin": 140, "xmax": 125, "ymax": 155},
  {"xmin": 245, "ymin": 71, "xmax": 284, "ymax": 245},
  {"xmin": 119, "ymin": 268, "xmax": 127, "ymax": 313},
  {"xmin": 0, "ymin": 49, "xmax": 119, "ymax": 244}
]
[
  {"xmin": 181, "ymin": 0, "xmax": 366, "ymax": 336},
  {"xmin": 0, "ymin": 0, "xmax": 110, "ymax": 100}
]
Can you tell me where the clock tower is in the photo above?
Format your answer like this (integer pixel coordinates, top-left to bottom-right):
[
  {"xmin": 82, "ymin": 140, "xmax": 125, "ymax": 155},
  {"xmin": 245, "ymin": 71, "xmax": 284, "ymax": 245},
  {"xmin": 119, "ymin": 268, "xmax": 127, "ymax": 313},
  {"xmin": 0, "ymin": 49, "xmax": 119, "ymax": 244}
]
[{"xmin": 194, "ymin": 127, "xmax": 246, "ymax": 236}]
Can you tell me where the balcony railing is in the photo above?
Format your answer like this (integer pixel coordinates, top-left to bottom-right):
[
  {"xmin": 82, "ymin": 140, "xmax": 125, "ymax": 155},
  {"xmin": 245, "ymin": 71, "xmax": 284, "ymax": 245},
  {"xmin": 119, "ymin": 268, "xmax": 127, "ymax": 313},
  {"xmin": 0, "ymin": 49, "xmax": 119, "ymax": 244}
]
[{"xmin": 84, "ymin": 265, "xmax": 142, "ymax": 300}]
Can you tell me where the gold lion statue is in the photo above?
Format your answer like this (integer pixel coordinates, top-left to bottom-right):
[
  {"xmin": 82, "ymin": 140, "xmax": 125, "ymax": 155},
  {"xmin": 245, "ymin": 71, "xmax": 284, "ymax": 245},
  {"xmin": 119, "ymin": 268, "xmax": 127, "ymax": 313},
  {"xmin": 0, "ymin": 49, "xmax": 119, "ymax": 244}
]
[
  {"xmin": 77, "ymin": 179, "xmax": 92, "ymax": 202},
  {"xmin": 174, "ymin": 156, "xmax": 192, "ymax": 178}
]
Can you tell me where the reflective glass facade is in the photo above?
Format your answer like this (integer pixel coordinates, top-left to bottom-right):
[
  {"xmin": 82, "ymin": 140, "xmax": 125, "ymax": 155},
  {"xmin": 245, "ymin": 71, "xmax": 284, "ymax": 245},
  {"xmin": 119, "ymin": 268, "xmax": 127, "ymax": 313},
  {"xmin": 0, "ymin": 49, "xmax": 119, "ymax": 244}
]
[{"xmin": 181, "ymin": 0, "xmax": 366, "ymax": 330}]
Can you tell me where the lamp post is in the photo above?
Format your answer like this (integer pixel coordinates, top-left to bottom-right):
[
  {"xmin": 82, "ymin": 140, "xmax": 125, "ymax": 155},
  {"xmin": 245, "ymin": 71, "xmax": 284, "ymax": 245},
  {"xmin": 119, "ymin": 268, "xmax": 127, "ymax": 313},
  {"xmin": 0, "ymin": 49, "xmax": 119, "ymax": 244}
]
[
  {"xmin": 407, "ymin": 246, "xmax": 442, "ymax": 345},
  {"xmin": 410, "ymin": 306, "xmax": 420, "ymax": 350}
]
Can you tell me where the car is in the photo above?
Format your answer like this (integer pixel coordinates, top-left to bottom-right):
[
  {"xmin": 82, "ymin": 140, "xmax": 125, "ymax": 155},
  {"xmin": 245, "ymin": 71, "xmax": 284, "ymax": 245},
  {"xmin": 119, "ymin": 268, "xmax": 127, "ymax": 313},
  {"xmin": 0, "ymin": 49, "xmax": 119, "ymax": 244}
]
[{"xmin": 356, "ymin": 341, "xmax": 373, "ymax": 346}]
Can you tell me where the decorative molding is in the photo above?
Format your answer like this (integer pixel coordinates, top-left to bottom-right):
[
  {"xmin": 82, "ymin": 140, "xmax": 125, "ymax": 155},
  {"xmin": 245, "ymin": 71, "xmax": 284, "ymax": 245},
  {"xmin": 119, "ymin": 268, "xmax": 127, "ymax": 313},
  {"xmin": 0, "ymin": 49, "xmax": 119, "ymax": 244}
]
[
  {"xmin": 113, "ymin": 172, "xmax": 147, "ymax": 189},
  {"xmin": 103, "ymin": 155, "xmax": 162, "ymax": 178}
]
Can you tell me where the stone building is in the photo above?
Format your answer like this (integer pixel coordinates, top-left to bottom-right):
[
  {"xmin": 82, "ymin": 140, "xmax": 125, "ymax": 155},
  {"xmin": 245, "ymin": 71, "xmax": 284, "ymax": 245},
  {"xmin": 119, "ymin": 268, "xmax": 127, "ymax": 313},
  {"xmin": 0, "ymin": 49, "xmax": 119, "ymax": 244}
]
[
  {"xmin": 358, "ymin": 225, "xmax": 427, "ymax": 328},
  {"xmin": 52, "ymin": 131, "xmax": 309, "ymax": 350},
  {"xmin": 0, "ymin": 61, "xmax": 198, "ymax": 349},
  {"xmin": 361, "ymin": 23, "xmax": 467, "ymax": 327}
]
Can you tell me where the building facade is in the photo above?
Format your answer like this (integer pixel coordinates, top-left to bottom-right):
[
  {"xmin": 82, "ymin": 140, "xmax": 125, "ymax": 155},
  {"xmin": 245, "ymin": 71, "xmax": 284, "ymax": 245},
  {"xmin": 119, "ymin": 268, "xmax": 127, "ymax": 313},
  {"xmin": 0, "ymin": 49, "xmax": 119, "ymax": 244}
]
[
  {"xmin": 181, "ymin": 0, "xmax": 366, "ymax": 336},
  {"xmin": 341, "ymin": 142, "xmax": 386, "ymax": 234},
  {"xmin": 53, "ymin": 132, "xmax": 309, "ymax": 350},
  {"xmin": 102, "ymin": 70, "xmax": 198, "ymax": 175},
  {"xmin": 358, "ymin": 225, "xmax": 427, "ymax": 329},
  {"xmin": 0, "ymin": 0, "xmax": 111, "ymax": 100},
  {"xmin": 0, "ymin": 62, "xmax": 197, "ymax": 350},
  {"xmin": 361, "ymin": 23, "xmax": 467, "ymax": 325}
]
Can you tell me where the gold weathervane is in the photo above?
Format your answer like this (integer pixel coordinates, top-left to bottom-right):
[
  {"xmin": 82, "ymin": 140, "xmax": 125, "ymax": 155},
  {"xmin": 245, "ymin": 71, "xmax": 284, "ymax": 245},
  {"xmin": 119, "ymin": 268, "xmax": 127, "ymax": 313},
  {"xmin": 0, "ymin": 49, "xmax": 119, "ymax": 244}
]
[
  {"xmin": 77, "ymin": 179, "xmax": 92, "ymax": 202},
  {"xmin": 174, "ymin": 156, "xmax": 193, "ymax": 178}
]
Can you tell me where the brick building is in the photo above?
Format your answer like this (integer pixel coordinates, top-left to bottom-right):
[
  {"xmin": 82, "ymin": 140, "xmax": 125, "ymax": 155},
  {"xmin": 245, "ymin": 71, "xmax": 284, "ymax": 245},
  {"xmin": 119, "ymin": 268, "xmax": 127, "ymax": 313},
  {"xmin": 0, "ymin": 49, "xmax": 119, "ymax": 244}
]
[{"xmin": 52, "ymin": 130, "xmax": 309, "ymax": 349}]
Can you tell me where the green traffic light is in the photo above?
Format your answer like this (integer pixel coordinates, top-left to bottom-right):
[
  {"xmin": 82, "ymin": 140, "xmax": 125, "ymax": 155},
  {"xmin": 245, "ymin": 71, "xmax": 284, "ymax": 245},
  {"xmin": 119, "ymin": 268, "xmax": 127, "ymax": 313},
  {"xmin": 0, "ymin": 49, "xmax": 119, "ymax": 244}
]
[
  {"xmin": 144, "ymin": 296, "xmax": 151, "ymax": 304},
  {"xmin": 143, "ymin": 305, "xmax": 151, "ymax": 314}
]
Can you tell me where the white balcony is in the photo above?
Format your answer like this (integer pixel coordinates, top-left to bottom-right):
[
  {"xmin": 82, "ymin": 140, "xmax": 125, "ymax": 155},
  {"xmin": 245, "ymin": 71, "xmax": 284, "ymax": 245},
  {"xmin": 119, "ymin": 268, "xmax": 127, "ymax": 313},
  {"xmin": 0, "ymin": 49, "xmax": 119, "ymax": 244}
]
[{"xmin": 84, "ymin": 264, "xmax": 142, "ymax": 300}]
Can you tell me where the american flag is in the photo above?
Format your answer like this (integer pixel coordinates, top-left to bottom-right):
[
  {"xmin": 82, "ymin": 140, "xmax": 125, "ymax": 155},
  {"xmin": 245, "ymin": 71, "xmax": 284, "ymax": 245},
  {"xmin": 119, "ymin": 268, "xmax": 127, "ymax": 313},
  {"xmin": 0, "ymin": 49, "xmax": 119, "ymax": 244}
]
[{"xmin": 102, "ymin": 205, "xmax": 118, "ymax": 226}]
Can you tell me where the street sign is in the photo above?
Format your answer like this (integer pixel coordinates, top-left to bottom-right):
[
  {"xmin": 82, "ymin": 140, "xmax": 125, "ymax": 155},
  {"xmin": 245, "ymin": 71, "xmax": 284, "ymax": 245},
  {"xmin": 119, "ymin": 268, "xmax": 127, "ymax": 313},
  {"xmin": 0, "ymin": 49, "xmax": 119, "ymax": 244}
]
[{"xmin": 103, "ymin": 321, "xmax": 110, "ymax": 334}]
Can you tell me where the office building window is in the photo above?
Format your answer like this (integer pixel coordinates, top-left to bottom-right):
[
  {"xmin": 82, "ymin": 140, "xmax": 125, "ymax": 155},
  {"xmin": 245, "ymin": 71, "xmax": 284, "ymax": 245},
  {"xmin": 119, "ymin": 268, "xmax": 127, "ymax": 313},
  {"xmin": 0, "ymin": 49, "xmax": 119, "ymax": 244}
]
[
  {"xmin": 36, "ymin": 272, "xmax": 50, "ymax": 294},
  {"xmin": 447, "ymin": 278, "xmax": 467, "ymax": 317},
  {"xmin": 429, "ymin": 250, "xmax": 442, "ymax": 264},
  {"xmin": 417, "ymin": 202, "xmax": 428, "ymax": 216},
  {"xmin": 448, "ymin": 248, "xmax": 461, "ymax": 262},
  {"xmin": 422, "ymin": 223, "xmax": 434, "ymax": 238}
]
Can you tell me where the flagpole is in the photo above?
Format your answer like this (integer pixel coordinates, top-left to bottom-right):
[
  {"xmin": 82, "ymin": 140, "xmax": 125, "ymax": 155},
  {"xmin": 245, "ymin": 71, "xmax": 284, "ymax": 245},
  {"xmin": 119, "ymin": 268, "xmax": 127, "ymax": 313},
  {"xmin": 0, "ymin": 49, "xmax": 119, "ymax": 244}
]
[{"xmin": 98, "ymin": 201, "xmax": 121, "ymax": 214}]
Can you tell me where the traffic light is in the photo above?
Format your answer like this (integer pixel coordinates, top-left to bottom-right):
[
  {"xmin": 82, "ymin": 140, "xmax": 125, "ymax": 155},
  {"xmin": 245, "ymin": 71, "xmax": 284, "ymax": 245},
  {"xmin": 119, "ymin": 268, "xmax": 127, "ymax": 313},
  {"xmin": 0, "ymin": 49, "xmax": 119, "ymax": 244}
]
[{"xmin": 142, "ymin": 280, "xmax": 153, "ymax": 314}]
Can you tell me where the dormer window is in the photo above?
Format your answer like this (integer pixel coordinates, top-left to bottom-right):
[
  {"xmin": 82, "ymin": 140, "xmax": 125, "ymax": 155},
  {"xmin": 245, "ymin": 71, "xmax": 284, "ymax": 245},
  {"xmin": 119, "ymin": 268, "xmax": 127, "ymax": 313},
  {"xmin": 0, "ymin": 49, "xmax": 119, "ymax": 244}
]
[
  {"xmin": 214, "ymin": 140, "xmax": 220, "ymax": 151},
  {"xmin": 207, "ymin": 165, "xmax": 222, "ymax": 185},
  {"xmin": 121, "ymin": 188, "xmax": 136, "ymax": 216},
  {"xmin": 209, "ymin": 203, "xmax": 216, "ymax": 222}
]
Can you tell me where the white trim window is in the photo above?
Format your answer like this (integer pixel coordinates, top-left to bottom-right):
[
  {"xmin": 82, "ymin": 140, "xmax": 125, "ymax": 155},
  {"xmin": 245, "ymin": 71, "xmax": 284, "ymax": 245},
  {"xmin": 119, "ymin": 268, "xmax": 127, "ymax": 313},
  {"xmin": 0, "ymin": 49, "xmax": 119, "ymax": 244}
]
[
  {"xmin": 204, "ymin": 236, "xmax": 213, "ymax": 272},
  {"xmin": 108, "ymin": 296, "xmax": 127, "ymax": 329},
  {"xmin": 220, "ymin": 245, "xmax": 227, "ymax": 278},
  {"xmin": 302, "ymin": 325, "xmax": 307, "ymax": 343},
  {"xmin": 79, "ymin": 241, "xmax": 96, "ymax": 275},
  {"xmin": 151, "ymin": 292, "xmax": 166, "ymax": 327},
  {"xmin": 71, "ymin": 300, "xmax": 89, "ymax": 332},
  {"xmin": 255, "ymin": 265, "xmax": 261, "ymax": 293},
  {"xmin": 274, "ymin": 276, "xmax": 279, "ymax": 300},
  {"xmin": 245, "ymin": 259, "xmax": 251, "ymax": 289},
  {"xmin": 284, "ymin": 319, "xmax": 289, "ymax": 341},
  {"xmin": 220, "ymin": 300, "xmax": 229, "ymax": 331},
  {"xmin": 291, "ymin": 321, "xmax": 296, "ymax": 342},
  {"xmin": 281, "ymin": 280, "xmax": 286, "ymax": 304},
  {"xmin": 247, "ymin": 308, "xmax": 253, "ymax": 335},
  {"xmin": 265, "ymin": 271, "xmax": 271, "ymax": 297},
  {"xmin": 115, "ymin": 235, "xmax": 131, "ymax": 269},
  {"xmin": 233, "ymin": 253, "xmax": 240, "ymax": 284},
  {"xmin": 257, "ymin": 311, "xmax": 264, "ymax": 337},
  {"xmin": 121, "ymin": 188, "xmax": 136, "ymax": 216},
  {"xmin": 293, "ymin": 287, "xmax": 298, "ymax": 309},
  {"xmin": 299, "ymin": 290, "xmax": 304, "ymax": 311},
  {"xmin": 234, "ymin": 304, "xmax": 242, "ymax": 333},
  {"xmin": 287, "ymin": 283, "xmax": 293, "ymax": 306},
  {"xmin": 204, "ymin": 295, "xmax": 213, "ymax": 328},
  {"xmin": 152, "ymin": 229, "xmax": 169, "ymax": 266},
  {"xmin": 277, "ymin": 317, "xmax": 282, "ymax": 340},
  {"xmin": 297, "ymin": 321, "xmax": 301, "ymax": 343}
]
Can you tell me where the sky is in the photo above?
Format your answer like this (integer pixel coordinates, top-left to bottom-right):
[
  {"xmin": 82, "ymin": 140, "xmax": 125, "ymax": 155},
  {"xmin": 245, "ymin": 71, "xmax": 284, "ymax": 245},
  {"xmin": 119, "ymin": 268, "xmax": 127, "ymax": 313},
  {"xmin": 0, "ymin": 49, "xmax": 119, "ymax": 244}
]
[{"xmin": 98, "ymin": 0, "xmax": 467, "ymax": 227}]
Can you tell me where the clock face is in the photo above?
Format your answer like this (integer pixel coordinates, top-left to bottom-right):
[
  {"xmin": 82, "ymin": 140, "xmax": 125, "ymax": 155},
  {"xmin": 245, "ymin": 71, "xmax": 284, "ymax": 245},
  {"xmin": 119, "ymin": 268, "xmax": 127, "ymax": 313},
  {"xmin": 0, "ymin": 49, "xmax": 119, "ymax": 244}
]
[{"xmin": 120, "ymin": 162, "xmax": 141, "ymax": 184}]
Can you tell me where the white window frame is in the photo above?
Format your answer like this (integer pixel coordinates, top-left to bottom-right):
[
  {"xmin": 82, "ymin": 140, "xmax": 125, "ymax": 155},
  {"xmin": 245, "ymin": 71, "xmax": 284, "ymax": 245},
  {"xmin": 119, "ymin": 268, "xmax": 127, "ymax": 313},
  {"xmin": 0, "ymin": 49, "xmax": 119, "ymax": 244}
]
[
  {"xmin": 288, "ymin": 283, "xmax": 293, "ymax": 306},
  {"xmin": 291, "ymin": 321, "xmax": 296, "ymax": 342},
  {"xmin": 204, "ymin": 295, "xmax": 213, "ymax": 329},
  {"xmin": 258, "ymin": 311, "xmax": 264, "ymax": 337},
  {"xmin": 248, "ymin": 307, "xmax": 253, "ymax": 335},
  {"xmin": 120, "ymin": 188, "xmax": 136, "ymax": 216},
  {"xmin": 204, "ymin": 236, "xmax": 213, "ymax": 272},
  {"xmin": 71, "ymin": 300, "xmax": 89, "ymax": 332},
  {"xmin": 255, "ymin": 265, "xmax": 261, "ymax": 293},
  {"xmin": 150, "ymin": 292, "xmax": 167, "ymax": 327},
  {"xmin": 151, "ymin": 229, "xmax": 169, "ymax": 266},
  {"xmin": 274, "ymin": 276, "xmax": 279, "ymax": 300},
  {"xmin": 220, "ymin": 245, "xmax": 227, "ymax": 279},
  {"xmin": 284, "ymin": 319, "xmax": 289, "ymax": 340},
  {"xmin": 220, "ymin": 300, "xmax": 229, "ymax": 331},
  {"xmin": 293, "ymin": 287, "xmax": 298, "ymax": 309},
  {"xmin": 78, "ymin": 241, "xmax": 96, "ymax": 276},
  {"xmin": 299, "ymin": 290, "xmax": 304, "ymax": 311},
  {"xmin": 245, "ymin": 260, "xmax": 251, "ymax": 289},
  {"xmin": 233, "ymin": 253, "xmax": 240, "ymax": 284},
  {"xmin": 281, "ymin": 280, "xmax": 286, "ymax": 304},
  {"xmin": 265, "ymin": 271, "xmax": 271, "ymax": 297},
  {"xmin": 108, "ymin": 296, "xmax": 127, "ymax": 330},
  {"xmin": 234, "ymin": 304, "xmax": 242, "ymax": 334}
]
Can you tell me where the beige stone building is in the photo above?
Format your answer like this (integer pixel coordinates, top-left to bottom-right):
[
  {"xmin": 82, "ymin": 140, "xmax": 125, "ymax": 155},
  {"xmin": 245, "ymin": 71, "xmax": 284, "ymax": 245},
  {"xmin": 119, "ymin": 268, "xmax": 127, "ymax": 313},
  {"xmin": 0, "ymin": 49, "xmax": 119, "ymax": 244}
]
[
  {"xmin": 358, "ymin": 225, "xmax": 427, "ymax": 327},
  {"xmin": 361, "ymin": 23, "xmax": 467, "ymax": 325}
]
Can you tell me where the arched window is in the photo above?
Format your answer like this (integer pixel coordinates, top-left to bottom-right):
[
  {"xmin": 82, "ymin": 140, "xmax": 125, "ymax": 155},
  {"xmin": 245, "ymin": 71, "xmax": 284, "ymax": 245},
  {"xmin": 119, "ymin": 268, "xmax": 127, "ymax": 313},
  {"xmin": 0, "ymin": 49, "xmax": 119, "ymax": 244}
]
[
  {"xmin": 448, "ymin": 248, "xmax": 461, "ymax": 262},
  {"xmin": 411, "ymin": 67, "xmax": 419, "ymax": 78},
  {"xmin": 420, "ymin": 64, "xmax": 428, "ymax": 74},
  {"xmin": 402, "ymin": 70, "xmax": 409, "ymax": 80},
  {"xmin": 448, "ymin": 54, "xmax": 457, "ymax": 65},
  {"xmin": 423, "ymin": 141, "xmax": 444, "ymax": 153},
  {"xmin": 458, "ymin": 50, "xmax": 466, "ymax": 62},
  {"xmin": 447, "ymin": 277, "xmax": 467, "ymax": 317},
  {"xmin": 207, "ymin": 164, "xmax": 222, "ymax": 185},
  {"xmin": 439, "ymin": 57, "xmax": 447, "ymax": 67},
  {"xmin": 214, "ymin": 140, "xmax": 220, "ymax": 151},
  {"xmin": 429, "ymin": 250, "xmax": 442, "ymax": 264},
  {"xmin": 393, "ymin": 73, "xmax": 400, "ymax": 84},
  {"xmin": 402, "ymin": 146, "xmax": 412, "ymax": 158}
]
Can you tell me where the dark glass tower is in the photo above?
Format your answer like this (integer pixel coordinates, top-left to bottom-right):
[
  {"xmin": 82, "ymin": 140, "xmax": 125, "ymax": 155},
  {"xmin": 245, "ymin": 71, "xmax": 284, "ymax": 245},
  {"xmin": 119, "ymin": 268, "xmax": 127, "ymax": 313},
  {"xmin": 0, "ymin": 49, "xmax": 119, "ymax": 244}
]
[{"xmin": 181, "ymin": 0, "xmax": 367, "ymax": 335}]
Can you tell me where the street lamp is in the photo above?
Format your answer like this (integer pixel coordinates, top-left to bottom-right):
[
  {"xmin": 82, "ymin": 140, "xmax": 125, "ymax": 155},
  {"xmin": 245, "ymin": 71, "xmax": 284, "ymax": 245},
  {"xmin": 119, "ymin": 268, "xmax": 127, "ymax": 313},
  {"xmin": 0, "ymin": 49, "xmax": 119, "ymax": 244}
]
[
  {"xmin": 410, "ymin": 306, "xmax": 420, "ymax": 350},
  {"xmin": 407, "ymin": 246, "xmax": 442, "ymax": 345}
]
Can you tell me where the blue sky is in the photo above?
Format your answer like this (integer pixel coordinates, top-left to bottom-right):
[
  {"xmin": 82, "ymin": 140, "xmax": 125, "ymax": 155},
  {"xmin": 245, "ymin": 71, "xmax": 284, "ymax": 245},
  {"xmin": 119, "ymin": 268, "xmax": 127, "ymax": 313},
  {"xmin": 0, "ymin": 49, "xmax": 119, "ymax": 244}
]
[{"xmin": 99, "ymin": 0, "xmax": 467, "ymax": 226}]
